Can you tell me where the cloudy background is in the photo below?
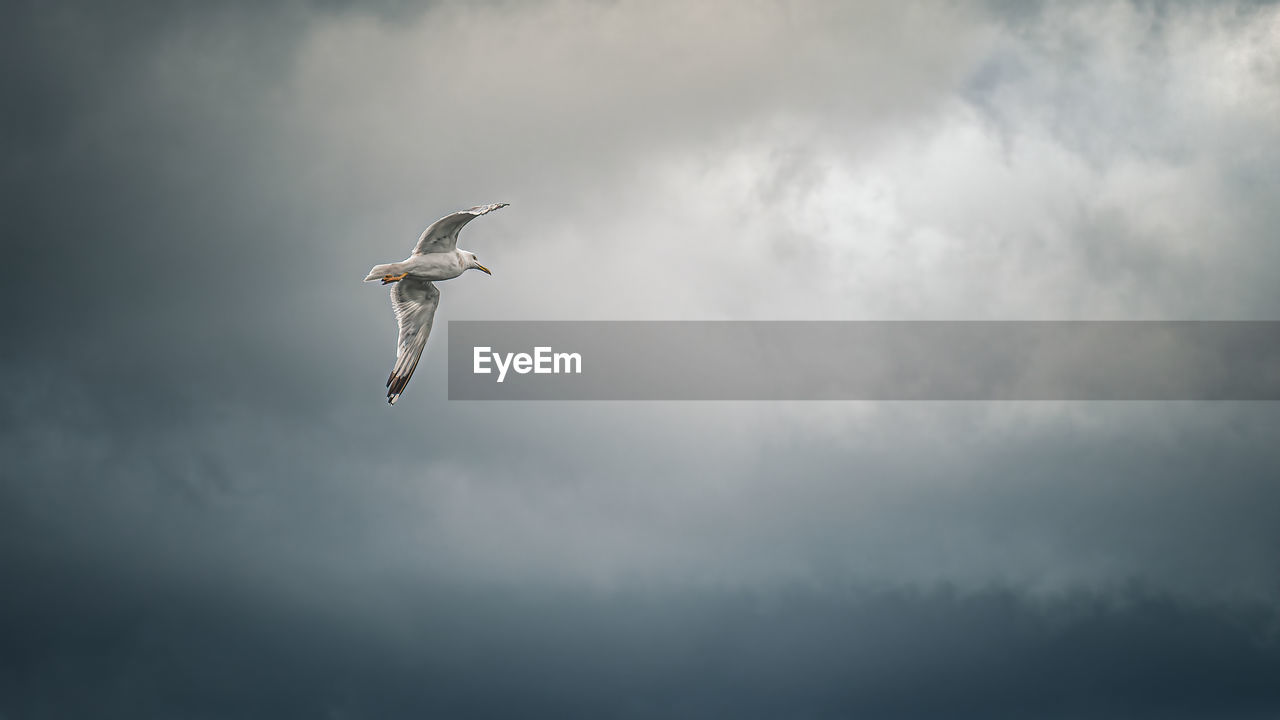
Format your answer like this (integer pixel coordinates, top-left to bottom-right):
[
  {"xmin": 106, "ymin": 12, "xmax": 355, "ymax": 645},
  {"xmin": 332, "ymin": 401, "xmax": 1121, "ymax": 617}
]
[{"xmin": 4, "ymin": 0, "xmax": 1280, "ymax": 717}]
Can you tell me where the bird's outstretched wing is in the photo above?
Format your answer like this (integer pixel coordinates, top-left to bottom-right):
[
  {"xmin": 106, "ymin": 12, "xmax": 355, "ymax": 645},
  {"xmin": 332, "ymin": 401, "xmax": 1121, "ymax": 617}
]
[
  {"xmin": 386, "ymin": 277, "xmax": 440, "ymax": 405},
  {"xmin": 412, "ymin": 203, "xmax": 508, "ymax": 255}
]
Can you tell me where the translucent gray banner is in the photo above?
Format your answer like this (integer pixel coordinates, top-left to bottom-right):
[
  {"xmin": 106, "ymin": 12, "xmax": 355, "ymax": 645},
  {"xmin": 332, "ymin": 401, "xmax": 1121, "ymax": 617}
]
[{"xmin": 447, "ymin": 321, "xmax": 1280, "ymax": 400}]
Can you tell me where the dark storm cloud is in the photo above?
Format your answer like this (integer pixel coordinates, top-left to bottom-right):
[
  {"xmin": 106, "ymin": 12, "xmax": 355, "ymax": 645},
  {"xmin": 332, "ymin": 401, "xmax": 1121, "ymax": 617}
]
[
  {"xmin": 5, "ymin": 564, "xmax": 1280, "ymax": 719},
  {"xmin": 4, "ymin": 1, "xmax": 1280, "ymax": 718}
]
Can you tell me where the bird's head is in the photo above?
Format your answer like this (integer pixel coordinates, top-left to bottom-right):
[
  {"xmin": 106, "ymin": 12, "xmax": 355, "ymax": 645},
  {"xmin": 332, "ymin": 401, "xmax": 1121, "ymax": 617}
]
[{"xmin": 463, "ymin": 251, "xmax": 492, "ymax": 276}]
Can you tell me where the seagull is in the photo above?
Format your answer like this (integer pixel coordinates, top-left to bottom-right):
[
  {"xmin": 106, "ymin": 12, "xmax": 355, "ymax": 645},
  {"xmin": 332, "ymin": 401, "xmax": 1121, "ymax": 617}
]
[{"xmin": 364, "ymin": 203, "xmax": 507, "ymax": 404}]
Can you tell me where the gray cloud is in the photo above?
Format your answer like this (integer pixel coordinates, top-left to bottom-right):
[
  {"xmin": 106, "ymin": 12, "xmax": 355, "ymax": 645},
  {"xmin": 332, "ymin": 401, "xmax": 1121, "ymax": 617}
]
[{"xmin": 3, "ymin": 0, "xmax": 1280, "ymax": 717}]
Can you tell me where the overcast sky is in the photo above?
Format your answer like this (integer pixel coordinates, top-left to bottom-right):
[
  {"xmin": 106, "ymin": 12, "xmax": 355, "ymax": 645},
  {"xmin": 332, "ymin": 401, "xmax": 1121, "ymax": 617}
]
[{"xmin": 3, "ymin": 1, "xmax": 1280, "ymax": 717}]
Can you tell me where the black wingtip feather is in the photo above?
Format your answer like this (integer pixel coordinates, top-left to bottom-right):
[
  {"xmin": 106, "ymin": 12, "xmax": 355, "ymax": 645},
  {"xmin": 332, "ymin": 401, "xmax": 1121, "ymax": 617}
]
[{"xmin": 385, "ymin": 353, "xmax": 422, "ymax": 404}]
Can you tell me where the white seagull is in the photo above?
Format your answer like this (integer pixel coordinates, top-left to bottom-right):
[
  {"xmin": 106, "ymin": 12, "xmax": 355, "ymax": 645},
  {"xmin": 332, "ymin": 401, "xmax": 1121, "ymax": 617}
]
[{"xmin": 364, "ymin": 203, "xmax": 507, "ymax": 404}]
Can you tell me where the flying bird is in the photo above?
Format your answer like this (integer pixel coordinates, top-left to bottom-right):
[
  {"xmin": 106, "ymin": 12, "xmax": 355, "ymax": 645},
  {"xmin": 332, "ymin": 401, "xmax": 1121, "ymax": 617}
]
[{"xmin": 364, "ymin": 203, "xmax": 507, "ymax": 404}]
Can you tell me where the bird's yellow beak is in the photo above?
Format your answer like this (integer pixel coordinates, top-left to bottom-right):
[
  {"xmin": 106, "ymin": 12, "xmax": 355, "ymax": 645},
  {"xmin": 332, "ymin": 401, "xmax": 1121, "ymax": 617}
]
[{"xmin": 475, "ymin": 263, "xmax": 492, "ymax": 275}]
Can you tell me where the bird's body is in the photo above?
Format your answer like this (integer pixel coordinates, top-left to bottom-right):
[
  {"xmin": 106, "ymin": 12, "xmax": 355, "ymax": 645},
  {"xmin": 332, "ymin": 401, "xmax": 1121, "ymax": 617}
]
[
  {"xmin": 368, "ymin": 250, "xmax": 472, "ymax": 284},
  {"xmin": 364, "ymin": 202, "xmax": 506, "ymax": 404}
]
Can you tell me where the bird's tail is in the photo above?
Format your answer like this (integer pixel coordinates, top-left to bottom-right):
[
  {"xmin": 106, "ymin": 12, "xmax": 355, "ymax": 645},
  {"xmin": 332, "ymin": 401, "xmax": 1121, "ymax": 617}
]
[{"xmin": 364, "ymin": 262, "xmax": 402, "ymax": 282}]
